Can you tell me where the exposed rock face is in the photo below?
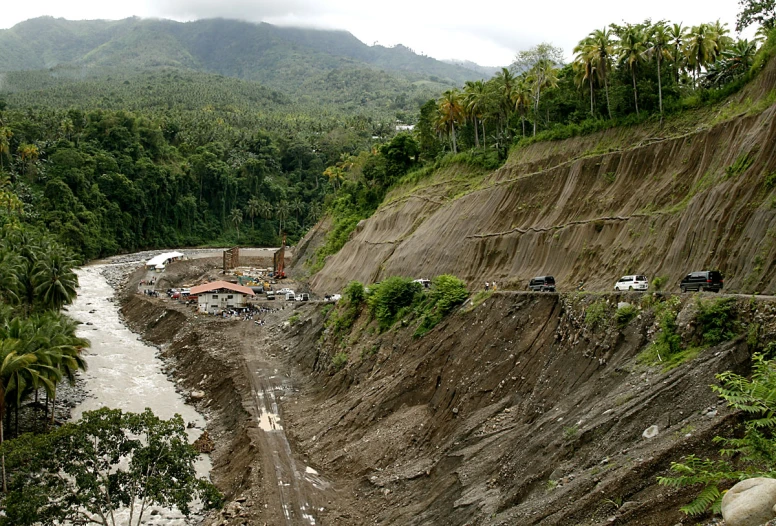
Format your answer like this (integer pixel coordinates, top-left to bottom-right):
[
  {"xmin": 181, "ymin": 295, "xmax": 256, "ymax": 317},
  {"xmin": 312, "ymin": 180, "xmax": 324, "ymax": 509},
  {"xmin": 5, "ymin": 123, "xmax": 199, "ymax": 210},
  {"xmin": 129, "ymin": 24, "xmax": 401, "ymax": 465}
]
[
  {"xmin": 303, "ymin": 59, "xmax": 776, "ymax": 296},
  {"xmin": 722, "ymin": 478, "xmax": 776, "ymax": 526}
]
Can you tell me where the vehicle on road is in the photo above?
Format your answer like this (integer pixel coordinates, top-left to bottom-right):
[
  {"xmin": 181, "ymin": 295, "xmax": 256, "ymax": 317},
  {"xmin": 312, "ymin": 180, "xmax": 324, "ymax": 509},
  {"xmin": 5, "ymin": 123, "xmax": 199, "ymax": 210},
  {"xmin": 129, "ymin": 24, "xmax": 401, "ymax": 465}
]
[
  {"xmin": 614, "ymin": 275, "xmax": 649, "ymax": 291},
  {"xmin": 528, "ymin": 276, "xmax": 556, "ymax": 292},
  {"xmin": 277, "ymin": 288, "xmax": 293, "ymax": 295},
  {"xmin": 296, "ymin": 293, "xmax": 310, "ymax": 301},
  {"xmin": 265, "ymin": 291, "xmax": 275, "ymax": 300},
  {"xmin": 285, "ymin": 292, "xmax": 296, "ymax": 301},
  {"xmin": 680, "ymin": 271, "xmax": 724, "ymax": 293},
  {"xmin": 413, "ymin": 279, "xmax": 431, "ymax": 289}
]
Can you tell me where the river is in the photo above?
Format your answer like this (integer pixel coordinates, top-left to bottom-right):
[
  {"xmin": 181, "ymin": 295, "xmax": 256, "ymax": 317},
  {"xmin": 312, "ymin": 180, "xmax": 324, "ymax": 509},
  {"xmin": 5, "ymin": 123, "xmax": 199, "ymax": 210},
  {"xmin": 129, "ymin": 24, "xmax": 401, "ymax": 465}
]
[{"xmin": 68, "ymin": 264, "xmax": 212, "ymax": 525}]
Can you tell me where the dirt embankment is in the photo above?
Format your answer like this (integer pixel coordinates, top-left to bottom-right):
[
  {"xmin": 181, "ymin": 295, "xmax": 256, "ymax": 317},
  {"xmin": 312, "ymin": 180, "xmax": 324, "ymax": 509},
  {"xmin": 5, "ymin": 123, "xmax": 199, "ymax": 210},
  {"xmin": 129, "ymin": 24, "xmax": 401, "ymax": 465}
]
[
  {"xmin": 280, "ymin": 293, "xmax": 776, "ymax": 525},
  {"xmin": 305, "ymin": 60, "xmax": 776, "ymax": 296}
]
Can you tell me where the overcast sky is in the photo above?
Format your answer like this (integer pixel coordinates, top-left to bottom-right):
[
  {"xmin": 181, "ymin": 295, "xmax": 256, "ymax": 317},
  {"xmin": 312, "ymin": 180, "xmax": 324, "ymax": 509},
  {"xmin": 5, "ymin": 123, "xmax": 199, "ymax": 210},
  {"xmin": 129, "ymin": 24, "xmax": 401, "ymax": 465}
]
[{"xmin": 1, "ymin": 0, "xmax": 753, "ymax": 66}]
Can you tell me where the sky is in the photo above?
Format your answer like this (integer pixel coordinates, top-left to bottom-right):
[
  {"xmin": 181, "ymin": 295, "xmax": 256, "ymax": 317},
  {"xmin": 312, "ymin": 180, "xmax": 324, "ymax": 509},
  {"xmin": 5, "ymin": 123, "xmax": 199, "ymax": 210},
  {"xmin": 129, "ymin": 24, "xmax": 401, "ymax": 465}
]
[{"xmin": 1, "ymin": 0, "xmax": 754, "ymax": 67}]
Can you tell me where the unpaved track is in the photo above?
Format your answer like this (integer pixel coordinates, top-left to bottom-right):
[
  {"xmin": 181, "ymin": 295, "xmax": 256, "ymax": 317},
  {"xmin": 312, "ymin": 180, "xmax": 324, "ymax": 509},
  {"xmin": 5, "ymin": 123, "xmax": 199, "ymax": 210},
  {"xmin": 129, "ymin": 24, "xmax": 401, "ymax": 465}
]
[{"xmin": 237, "ymin": 320, "xmax": 330, "ymax": 525}]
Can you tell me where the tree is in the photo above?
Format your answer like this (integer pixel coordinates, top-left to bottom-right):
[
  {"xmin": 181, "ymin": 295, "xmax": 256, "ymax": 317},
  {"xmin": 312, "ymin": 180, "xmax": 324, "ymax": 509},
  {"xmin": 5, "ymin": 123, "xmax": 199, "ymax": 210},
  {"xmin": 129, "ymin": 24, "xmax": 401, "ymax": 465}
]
[
  {"xmin": 258, "ymin": 200, "xmax": 273, "ymax": 221},
  {"xmin": 669, "ymin": 23, "xmax": 689, "ymax": 84},
  {"xmin": 437, "ymin": 90, "xmax": 464, "ymax": 154},
  {"xmin": 0, "ymin": 128, "xmax": 12, "ymax": 172},
  {"xmin": 229, "ymin": 208, "xmax": 242, "ymax": 242},
  {"xmin": 463, "ymin": 80, "xmax": 487, "ymax": 147},
  {"xmin": 0, "ymin": 338, "xmax": 38, "ymax": 493},
  {"xmin": 0, "ymin": 408, "xmax": 223, "ymax": 525},
  {"xmin": 275, "ymin": 201, "xmax": 290, "ymax": 236},
  {"xmin": 703, "ymin": 39, "xmax": 759, "ymax": 86},
  {"xmin": 645, "ymin": 22, "xmax": 673, "ymax": 121},
  {"xmin": 686, "ymin": 23, "xmax": 718, "ymax": 86},
  {"xmin": 573, "ymin": 37, "xmax": 598, "ymax": 116},
  {"xmin": 514, "ymin": 43, "xmax": 563, "ymax": 135},
  {"xmin": 736, "ymin": 0, "xmax": 776, "ymax": 31},
  {"xmin": 511, "ymin": 78, "xmax": 532, "ymax": 138},
  {"xmin": 17, "ymin": 144, "xmax": 39, "ymax": 181},
  {"xmin": 589, "ymin": 28, "xmax": 615, "ymax": 119},
  {"xmin": 616, "ymin": 24, "xmax": 648, "ymax": 115},
  {"xmin": 31, "ymin": 251, "xmax": 79, "ymax": 312},
  {"xmin": 246, "ymin": 197, "xmax": 260, "ymax": 230}
]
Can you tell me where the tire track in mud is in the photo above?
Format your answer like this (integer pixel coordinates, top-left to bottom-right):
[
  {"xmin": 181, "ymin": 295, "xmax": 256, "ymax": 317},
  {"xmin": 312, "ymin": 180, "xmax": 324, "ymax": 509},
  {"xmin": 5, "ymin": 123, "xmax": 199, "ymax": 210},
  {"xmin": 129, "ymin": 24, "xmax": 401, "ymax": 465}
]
[{"xmin": 240, "ymin": 323, "xmax": 330, "ymax": 526}]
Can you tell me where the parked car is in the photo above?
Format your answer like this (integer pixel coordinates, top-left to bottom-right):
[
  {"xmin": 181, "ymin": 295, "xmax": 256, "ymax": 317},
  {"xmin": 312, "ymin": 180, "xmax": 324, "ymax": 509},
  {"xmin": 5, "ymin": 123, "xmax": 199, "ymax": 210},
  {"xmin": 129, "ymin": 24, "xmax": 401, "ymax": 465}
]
[
  {"xmin": 265, "ymin": 291, "xmax": 275, "ymax": 300},
  {"xmin": 277, "ymin": 288, "xmax": 293, "ymax": 295},
  {"xmin": 680, "ymin": 271, "xmax": 724, "ymax": 293},
  {"xmin": 296, "ymin": 293, "xmax": 310, "ymax": 301},
  {"xmin": 285, "ymin": 292, "xmax": 296, "ymax": 301},
  {"xmin": 528, "ymin": 276, "xmax": 556, "ymax": 292},
  {"xmin": 413, "ymin": 279, "xmax": 431, "ymax": 289},
  {"xmin": 614, "ymin": 275, "xmax": 649, "ymax": 291}
]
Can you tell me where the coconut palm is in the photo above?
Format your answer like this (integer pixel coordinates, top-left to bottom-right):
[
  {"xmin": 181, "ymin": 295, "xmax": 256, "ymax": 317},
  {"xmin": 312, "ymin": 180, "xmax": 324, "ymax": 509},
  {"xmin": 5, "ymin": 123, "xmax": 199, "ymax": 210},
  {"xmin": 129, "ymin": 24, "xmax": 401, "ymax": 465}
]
[
  {"xmin": 258, "ymin": 200, "xmax": 273, "ymax": 221},
  {"xmin": 510, "ymin": 78, "xmax": 532, "ymax": 137},
  {"xmin": 573, "ymin": 36, "xmax": 597, "ymax": 116},
  {"xmin": 589, "ymin": 28, "xmax": 615, "ymax": 119},
  {"xmin": 709, "ymin": 20, "xmax": 734, "ymax": 62},
  {"xmin": 437, "ymin": 89, "xmax": 464, "ymax": 154},
  {"xmin": 526, "ymin": 59, "xmax": 559, "ymax": 135},
  {"xmin": 0, "ymin": 127, "xmax": 12, "ymax": 172},
  {"xmin": 229, "ymin": 208, "xmax": 243, "ymax": 242},
  {"xmin": 463, "ymin": 80, "xmax": 487, "ymax": 148},
  {"xmin": 617, "ymin": 24, "xmax": 647, "ymax": 115},
  {"xmin": 645, "ymin": 22, "xmax": 673, "ymax": 121},
  {"xmin": 291, "ymin": 198, "xmax": 305, "ymax": 223},
  {"xmin": 0, "ymin": 337, "xmax": 38, "ymax": 492},
  {"xmin": 669, "ymin": 23, "xmax": 689, "ymax": 84},
  {"xmin": 246, "ymin": 197, "xmax": 261, "ymax": 230},
  {"xmin": 31, "ymin": 251, "xmax": 78, "ymax": 312},
  {"xmin": 275, "ymin": 201, "xmax": 291, "ymax": 236},
  {"xmin": 686, "ymin": 23, "xmax": 718, "ymax": 86}
]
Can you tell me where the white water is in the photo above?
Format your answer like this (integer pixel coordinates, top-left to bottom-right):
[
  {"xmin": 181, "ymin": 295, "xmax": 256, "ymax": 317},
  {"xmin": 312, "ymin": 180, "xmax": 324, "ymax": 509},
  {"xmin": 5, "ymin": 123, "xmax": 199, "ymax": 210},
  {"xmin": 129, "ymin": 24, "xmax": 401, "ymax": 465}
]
[{"xmin": 68, "ymin": 264, "xmax": 212, "ymax": 525}]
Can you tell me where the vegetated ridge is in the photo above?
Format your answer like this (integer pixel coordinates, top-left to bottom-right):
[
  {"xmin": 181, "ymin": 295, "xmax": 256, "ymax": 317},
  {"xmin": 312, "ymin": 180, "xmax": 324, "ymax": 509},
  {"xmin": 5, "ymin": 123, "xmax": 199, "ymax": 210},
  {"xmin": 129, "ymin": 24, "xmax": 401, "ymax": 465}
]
[
  {"xmin": 0, "ymin": 17, "xmax": 485, "ymax": 88},
  {"xmin": 301, "ymin": 52, "xmax": 776, "ymax": 296}
]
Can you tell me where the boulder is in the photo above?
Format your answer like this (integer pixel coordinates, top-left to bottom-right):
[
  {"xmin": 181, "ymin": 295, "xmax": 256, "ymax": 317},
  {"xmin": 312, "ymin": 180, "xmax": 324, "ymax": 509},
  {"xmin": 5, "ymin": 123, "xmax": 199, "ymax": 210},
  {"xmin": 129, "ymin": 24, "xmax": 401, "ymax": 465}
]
[{"xmin": 722, "ymin": 477, "xmax": 776, "ymax": 526}]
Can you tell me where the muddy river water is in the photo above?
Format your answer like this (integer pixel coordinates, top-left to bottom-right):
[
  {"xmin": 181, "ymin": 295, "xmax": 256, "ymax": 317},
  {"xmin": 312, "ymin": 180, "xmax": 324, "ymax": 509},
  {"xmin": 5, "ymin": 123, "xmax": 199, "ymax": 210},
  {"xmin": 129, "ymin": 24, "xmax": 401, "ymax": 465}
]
[{"xmin": 68, "ymin": 264, "xmax": 212, "ymax": 525}]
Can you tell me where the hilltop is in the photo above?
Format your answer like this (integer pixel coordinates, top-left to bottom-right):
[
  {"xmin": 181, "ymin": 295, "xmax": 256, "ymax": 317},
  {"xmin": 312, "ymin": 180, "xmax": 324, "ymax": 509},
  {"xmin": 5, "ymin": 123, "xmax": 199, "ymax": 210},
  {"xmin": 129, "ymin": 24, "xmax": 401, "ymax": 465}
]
[{"xmin": 0, "ymin": 17, "xmax": 485, "ymax": 91}]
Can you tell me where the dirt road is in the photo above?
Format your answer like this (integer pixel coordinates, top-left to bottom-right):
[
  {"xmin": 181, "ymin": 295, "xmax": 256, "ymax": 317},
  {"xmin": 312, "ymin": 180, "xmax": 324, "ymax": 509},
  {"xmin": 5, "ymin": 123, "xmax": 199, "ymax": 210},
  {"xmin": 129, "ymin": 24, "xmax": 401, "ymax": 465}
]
[{"xmin": 237, "ymin": 319, "xmax": 330, "ymax": 525}]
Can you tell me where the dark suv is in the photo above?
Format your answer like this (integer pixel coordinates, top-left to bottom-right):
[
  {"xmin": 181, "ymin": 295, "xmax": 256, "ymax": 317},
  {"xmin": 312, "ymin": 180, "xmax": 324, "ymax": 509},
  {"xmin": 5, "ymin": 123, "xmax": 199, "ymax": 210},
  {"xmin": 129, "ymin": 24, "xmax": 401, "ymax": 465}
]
[
  {"xmin": 680, "ymin": 271, "xmax": 724, "ymax": 293},
  {"xmin": 529, "ymin": 276, "xmax": 556, "ymax": 292}
]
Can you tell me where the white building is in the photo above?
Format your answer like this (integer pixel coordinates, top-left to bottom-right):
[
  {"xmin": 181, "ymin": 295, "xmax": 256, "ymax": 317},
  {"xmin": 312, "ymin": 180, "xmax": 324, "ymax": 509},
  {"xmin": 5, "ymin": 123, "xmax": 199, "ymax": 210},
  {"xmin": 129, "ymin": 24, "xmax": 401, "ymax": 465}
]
[
  {"xmin": 145, "ymin": 251, "xmax": 185, "ymax": 270},
  {"xmin": 189, "ymin": 281, "xmax": 255, "ymax": 313}
]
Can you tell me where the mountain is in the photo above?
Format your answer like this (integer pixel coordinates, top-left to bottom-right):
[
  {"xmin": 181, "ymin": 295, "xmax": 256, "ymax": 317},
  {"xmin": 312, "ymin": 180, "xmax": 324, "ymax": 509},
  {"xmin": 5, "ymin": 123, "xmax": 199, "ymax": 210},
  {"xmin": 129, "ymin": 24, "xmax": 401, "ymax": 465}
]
[
  {"xmin": 442, "ymin": 59, "xmax": 502, "ymax": 78},
  {"xmin": 0, "ymin": 17, "xmax": 487, "ymax": 90}
]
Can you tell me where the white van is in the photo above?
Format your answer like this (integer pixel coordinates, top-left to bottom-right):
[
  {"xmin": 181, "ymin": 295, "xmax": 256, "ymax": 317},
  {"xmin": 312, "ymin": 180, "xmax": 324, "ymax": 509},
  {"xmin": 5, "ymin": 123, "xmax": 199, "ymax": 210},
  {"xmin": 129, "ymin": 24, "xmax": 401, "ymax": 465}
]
[{"xmin": 285, "ymin": 292, "xmax": 296, "ymax": 301}]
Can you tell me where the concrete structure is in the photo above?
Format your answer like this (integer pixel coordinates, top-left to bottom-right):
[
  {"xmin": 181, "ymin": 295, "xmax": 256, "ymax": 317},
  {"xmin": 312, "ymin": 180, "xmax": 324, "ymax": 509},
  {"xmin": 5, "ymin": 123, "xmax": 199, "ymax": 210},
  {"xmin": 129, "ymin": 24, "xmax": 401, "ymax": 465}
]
[
  {"xmin": 189, "ymin": 281, "xmax": 255, "ymax": 313},
  {"xmin": 145, "ymin": 251, "xmax": 185, "ymax": 270}
]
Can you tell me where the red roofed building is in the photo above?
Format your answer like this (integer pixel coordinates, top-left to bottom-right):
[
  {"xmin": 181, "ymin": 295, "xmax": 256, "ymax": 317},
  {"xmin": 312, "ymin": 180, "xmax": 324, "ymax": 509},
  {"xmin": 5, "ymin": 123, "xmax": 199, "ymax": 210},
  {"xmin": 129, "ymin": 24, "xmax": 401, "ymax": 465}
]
[{"xmin": 189, "ymin": 281, "xmax": 255, "ymax": 313}]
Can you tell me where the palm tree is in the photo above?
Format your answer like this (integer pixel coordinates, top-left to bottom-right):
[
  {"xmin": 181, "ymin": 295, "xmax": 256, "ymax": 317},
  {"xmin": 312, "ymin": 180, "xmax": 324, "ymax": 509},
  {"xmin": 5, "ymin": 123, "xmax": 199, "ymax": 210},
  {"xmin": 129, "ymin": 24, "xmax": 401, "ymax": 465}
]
[
  {"xmin": 617, "ymin": 24, "xmax": 647, "ymax": 115},
  {"xmin": 17, "ymin": 143, "xmax": 39, "ymax": 181},
  {"xmin": 511, "ymin": 78, "xmax": 532, "ymax": 137},
  {"xmin": 493, "ymin": 68, "xmax": 517, "ymax": 139},
  {"xmin": 686, "ymin": 23, "xmax": 717, "ymax": 86},
  {"xmin": 258, "ymin": 200, "xmax": 273, "ymax": 221},
  {"xmin": 275, "ymin": 201, "xmax": 290, "ymax": 236},
  {"xmin": 437, "ymin": 89, "xmax": 464, "ymax": 154},
  {"xmin": 0, "ymin": 246, "xmax": 22, "ymax": 305},
  {"xmin": 709, "ymin": 20, "xmax": 733, "ymax": 62},
  {"xmin": 645, "ymin": 22, "xmax": 673, "ymax": 121},
  {"xmin": 463, "ymin": 80, "xmax": 487, "ymax": 148},
  {"xmin": 31, "ymin": 251, "xmax": 78, "ymax": 312},
  {"xmin": 526, "ymin": 60, "xmax": 559, "ymax": 135},
  {"xmin": 589, "ymin": 28, "xmax": 615, "ymax": 119},
  {"xmin": 229, "ymin": 208, "xmax": 243, "ymax": 242},
  {"xmin": 246, "ymin": 197, "xmax": 260, "ymax": 230},
  {"xmin": 669, "ymin": 23, "xmax": 688, "ymax": 84},
  {"xmin": 573, "ymin": 36, "xmax": 597, "ymax": 116},
  {"xmin": 0, "ymin": 337, "xmax": 38, "ymax": 492},
  {"xmin": 291, "ymin": 198, "xmax": 305, "ymax": 223},
  {"xmin": 0, "ymin": 127, "xmax": 12, "ymax": 172},
  {"xmin": 703, "ymin": 39, "xmax": 758, "ymax": 87}
]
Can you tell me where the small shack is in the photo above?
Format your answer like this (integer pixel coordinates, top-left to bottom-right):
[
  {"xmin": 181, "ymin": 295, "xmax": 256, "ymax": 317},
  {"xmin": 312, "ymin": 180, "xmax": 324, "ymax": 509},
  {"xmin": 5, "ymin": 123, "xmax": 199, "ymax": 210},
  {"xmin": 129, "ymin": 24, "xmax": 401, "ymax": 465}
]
[
  {"xmin": 145, "ymin": 251, "xmax": 185, "ymax": 271},
  {"xmin": 189, "ymin": 280, "xmax": 255, "ymax": 313}
]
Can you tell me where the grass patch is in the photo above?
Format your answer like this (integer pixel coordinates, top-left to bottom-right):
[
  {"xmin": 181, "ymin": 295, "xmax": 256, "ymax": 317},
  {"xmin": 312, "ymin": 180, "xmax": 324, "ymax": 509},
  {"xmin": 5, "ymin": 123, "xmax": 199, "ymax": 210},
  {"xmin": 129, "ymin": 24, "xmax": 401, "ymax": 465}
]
[
  {"xmin": 585, "ymin": 299, "xmax": 609, "ymax": 331},
  {"xmin": 288, "ymin": 313, "xmax": 301, "ymax": 326},
  {"xmin": 615, "ymin": 304, "xmax": 638, "ymax": 328},
  {"xmin": 331, "ymin": 351, "xmax": 348, "ymax": 370}
]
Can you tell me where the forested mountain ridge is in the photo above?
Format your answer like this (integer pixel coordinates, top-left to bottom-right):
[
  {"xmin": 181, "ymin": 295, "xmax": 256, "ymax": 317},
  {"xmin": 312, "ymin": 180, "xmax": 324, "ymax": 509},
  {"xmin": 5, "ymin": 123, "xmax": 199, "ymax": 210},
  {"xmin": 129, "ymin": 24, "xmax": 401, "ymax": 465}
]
[{"xmin": 0, "ymin": 17, "xmax": 486, "ymax": 88}]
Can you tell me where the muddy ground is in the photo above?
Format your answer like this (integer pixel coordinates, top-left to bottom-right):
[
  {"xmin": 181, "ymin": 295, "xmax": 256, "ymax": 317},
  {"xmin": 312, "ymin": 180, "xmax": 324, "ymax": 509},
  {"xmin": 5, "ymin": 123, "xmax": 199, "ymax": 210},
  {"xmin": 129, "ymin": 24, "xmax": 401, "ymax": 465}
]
[{"xmin": 116, "ymin": 256, "xmax": 776, "ymax": 526}]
